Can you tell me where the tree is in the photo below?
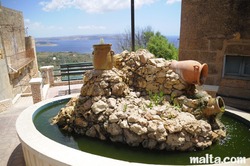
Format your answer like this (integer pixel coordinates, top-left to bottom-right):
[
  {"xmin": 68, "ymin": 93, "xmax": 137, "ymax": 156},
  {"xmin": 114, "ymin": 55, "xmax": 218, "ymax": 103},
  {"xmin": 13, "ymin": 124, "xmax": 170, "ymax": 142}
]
[
  {"xmin": 146, "ymin": 32, "xmax": 178, "ymax": 60},
  {"xmin": 116, "ymin": 27, "xmax": 178, "ymax": 60},
  {"xmin": 116, "ymin": 26, "xmax": 154, "ymax": 52}
]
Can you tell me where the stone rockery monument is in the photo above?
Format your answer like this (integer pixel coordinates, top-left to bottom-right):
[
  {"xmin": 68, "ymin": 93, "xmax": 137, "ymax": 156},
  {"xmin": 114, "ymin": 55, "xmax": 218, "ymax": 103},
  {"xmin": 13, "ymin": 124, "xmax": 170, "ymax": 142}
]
[{"xmin": 52, "ymin": 44, "xmax": 226, "ymax": 151}]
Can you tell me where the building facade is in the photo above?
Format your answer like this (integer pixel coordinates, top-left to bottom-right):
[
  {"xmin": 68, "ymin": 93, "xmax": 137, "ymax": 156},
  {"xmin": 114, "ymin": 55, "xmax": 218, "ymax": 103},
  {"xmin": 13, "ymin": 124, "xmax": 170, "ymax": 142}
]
[
  {"xmin": 179, "ymin": 0, "xmax": 250, "ymax": 110},
  {"xmin": 0, "ymin": 6, "xmax": 38, "ymax": 112}
]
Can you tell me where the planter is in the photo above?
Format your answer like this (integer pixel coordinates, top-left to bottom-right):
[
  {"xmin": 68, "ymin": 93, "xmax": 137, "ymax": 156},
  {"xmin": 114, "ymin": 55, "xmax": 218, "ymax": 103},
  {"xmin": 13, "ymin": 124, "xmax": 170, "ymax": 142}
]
[
  {"xmin": 170, "ymin": 60, "xmax": 208, "ymax": 85},
  {"xmin": 92, "ymin": 44, "xmax": 114, "ymax": 70}
]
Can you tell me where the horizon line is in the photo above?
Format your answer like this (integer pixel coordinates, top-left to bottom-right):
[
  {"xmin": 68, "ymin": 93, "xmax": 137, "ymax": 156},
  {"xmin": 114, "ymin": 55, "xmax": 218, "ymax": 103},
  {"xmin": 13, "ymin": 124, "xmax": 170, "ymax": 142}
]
[{"xmin": 35, "ymin": 34, "xmax": 180, "ymax": 39}]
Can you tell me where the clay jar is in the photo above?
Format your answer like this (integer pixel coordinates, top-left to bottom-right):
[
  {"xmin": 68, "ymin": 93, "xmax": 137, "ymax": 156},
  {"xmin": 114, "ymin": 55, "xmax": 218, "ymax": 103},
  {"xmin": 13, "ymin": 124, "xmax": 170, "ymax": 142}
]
[
  {"xmin": 92, "ymin": 44, "xmax": 114, "ymax": 70},
  {"xmin": 203, "ymin": 96, "xmax": 225, "ymax": 117},
  {"xmin": 170, "ymin": 60, "xmax": 208, "ymax": 85}
]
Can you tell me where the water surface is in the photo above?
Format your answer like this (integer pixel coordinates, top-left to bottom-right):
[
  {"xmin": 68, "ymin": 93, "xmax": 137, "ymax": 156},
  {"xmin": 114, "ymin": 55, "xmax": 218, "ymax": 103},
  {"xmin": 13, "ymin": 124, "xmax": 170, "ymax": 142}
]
[{"xmin": 33, "ymin": 98, "xmax": 250, "ymax": 165}]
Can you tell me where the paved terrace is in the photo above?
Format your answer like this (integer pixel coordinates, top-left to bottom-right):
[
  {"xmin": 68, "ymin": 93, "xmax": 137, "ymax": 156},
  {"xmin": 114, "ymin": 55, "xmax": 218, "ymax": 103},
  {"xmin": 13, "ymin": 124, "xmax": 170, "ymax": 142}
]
[{"xmin": 0, "ymin": 84, "xmax": 82, "ymax": 166}]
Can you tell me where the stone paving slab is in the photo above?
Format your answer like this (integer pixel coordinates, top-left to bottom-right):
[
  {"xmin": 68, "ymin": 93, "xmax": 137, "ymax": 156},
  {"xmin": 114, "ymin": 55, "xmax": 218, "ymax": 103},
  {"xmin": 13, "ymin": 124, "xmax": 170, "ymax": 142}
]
[
  {"xmin": 0, "ymin": 84, "xmax": 82, "ymax": 166},
  {"xmin": 0, "ymin": 96, "xmax": 32, "ymax": 166}
]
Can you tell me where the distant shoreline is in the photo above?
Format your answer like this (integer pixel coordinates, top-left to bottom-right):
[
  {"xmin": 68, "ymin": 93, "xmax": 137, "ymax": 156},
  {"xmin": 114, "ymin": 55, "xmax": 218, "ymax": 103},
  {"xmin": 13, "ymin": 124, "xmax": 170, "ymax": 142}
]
[
  {"xmin": 35, "ymin": 35, "xmax": 179, "ymax": 53},
  {"xmin": 35, "ymin": 34, "xmax": 179, "ymax": 41},
  {"xmin": 36, "ymin": 42, "xmax": 58, "ymax": 47}
]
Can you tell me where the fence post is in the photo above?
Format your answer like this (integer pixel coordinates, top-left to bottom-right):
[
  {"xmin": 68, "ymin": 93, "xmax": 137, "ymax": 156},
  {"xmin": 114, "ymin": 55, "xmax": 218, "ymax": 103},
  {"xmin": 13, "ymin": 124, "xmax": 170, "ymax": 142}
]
[
  {"xmin": 67, "ymin": 65, "xmax": 71, "ymax": 94},
  {"xmin": 29, "ymin": 78, "xmax": 43, "ymax": 104}
]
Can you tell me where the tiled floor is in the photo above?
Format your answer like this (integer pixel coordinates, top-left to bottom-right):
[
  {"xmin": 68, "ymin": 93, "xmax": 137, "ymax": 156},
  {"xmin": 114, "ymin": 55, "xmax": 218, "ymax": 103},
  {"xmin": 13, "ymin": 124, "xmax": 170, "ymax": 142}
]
[{"xmin": 0, "ymin": 84, "xmax": 82, "ymax": 166}]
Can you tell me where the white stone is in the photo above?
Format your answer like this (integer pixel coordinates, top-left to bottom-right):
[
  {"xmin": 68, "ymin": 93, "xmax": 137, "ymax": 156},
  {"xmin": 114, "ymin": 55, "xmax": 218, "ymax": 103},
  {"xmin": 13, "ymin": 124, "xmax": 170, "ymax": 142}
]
[
  {"xmin": 115, "ymin": 111, "xmax": 127, "ymax": 119},
  {"xmin": 100, "ymin": 80, "xmax": 109, "ymax": 88},
  {"xmin": 109, "ymin": 114, "xmax": 119, "ymax": 123},
  {"xmin": 119, "ymin": 120, "xmax": 129, "ymax": 129},
  {"xmin": 130, "ymin": 123, "xmax": 147, "ymax": 135},
  {"xmin": 154, "ymin": 131, "xmax": 167, "ymax": 141},
  {"xmin": 91, "ymin": 100, "xmax": 108, "ymax": 114},
  {"xmin": 128, "ymin": 114, "xmax": 139, "ymax": 123},
  {"xmin": 157, "ymin": 123, "xmax": 166, "ymax": 133},
  {"xmin": 148, "ymin": 121, "xmax": 157, "ymax": 132},
  {"xmin": 107, "ymin": 98, "xmax": 117, "ymax": 108},
  {"xmin": 138, "ymin": 117, "xmax": 148, "ymax": 126},
  {"xmin": 165, "ymin": 119, "xmax": 182, "ymax": 133},
  {"xmin": 138, "ymin": 50, "xmax": 154, "ymax": 64}
]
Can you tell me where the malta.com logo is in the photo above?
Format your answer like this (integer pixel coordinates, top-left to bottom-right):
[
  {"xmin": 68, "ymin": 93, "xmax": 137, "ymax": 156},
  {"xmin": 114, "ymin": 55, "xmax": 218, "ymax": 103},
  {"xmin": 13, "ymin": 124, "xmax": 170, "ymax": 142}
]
[{"xmin": 190, "ymin": 154, "xmax": 247, "ymax": 165}]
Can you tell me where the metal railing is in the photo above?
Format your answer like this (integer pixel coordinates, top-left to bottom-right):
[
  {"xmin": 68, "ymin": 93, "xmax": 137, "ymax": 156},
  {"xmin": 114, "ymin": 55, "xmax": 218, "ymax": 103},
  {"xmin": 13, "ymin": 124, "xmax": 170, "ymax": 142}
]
[
  {"xmin": 53, "ymin": 62, "xmax": 93, "ymax": 94},
  {"xmin": 7, "ymin": 48, "xmax": 35, "ymax": 74}
]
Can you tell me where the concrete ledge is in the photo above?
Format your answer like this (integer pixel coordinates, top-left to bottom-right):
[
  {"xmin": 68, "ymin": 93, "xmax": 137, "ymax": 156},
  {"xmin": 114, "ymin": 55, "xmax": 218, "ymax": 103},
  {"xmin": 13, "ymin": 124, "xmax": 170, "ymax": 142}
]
[
  {"xmin": 201, "ymin": 85, "xmax": 219, "ymax": 97},
  {"xmin": 16, "ymin": 95, "xmax": 250, "ymax": 166},
  {"xmin": 42, "ymin": 84, "xmax": 50, "ymax": 99},
  {"xmin": 12, "ymin": 94, "xmax": 21, "ymax": 104},
  {"xmin": 29, "ymin": 77, "xmax": 42, "ymax": 84},
  {"xmin": 202, "ymin": 85, "xmax": 219, "ymax": 92}
]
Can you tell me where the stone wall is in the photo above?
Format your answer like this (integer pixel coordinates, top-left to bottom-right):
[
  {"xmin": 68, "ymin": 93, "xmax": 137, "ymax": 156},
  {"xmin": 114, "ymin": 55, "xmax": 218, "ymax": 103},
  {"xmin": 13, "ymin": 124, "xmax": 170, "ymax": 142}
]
[
  {"xmin": 179, "ymin": 0, "xmax": 250, "ymax": 110},
  {"xmin": 0, "ymin": 6, "xmax": 26, "ymax": 57},
  {"xmin": 0, "ymin": 6, "xmax": 38, "ymax": 111},
  {"xmin": 0, "ymin": 7, "xmax": 19, "ymax": 104},
  {"xmin": 0, "ymin": 60, "xmax": 12, "ymax": 103}
]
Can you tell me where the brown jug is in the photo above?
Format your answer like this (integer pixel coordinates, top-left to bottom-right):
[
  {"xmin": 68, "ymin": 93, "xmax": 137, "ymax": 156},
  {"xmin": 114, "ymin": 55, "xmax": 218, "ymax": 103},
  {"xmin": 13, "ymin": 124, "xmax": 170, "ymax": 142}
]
[
  {"xmin": 170, "ymin": 60, "xmax": 208, "ymax": 85},
  {"xmin": 92, "ymin": 44, "xmax": 114, "ymax": 70}
]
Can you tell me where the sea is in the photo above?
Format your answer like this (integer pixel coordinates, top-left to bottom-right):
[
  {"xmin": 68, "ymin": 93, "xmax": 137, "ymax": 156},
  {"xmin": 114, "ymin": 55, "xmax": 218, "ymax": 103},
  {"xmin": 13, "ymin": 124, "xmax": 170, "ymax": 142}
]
[{"xmin": 35, "ymin": 35, "xmax": 179, "ymax": 54}]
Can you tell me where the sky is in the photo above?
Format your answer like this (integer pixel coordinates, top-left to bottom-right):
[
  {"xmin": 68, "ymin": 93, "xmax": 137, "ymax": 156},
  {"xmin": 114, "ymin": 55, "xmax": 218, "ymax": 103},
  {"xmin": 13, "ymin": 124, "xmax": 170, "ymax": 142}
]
[{"xmin": 1, "ymin": 0, "xmax": 182, "ymax": 38}]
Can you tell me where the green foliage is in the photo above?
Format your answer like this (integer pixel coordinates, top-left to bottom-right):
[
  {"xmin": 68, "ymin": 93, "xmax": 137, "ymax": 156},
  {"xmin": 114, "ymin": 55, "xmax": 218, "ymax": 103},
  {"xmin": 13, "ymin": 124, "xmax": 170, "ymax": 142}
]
[
  {"xmin": 166, "ymin": 112, "xmax": 177, "ymax": 119},
  {"xmin": 143, "ymin": 30, "xmax": 154, "ymax": 45},
  {"xmin": 123, "ymin": 104, "xmax": 128, "ymax": 112},
  {"xmin": 147, "ymin": 32, "xmax": 178, "ymax": 60},
  {"xmin": 37, "ymin": 52, "xmax": 92, "ymax": 70},
  {"xmin": 117, "ymin": 26, "xmax": 178, "ymax": 60},
  {"xmin": 173, "ymin": 103, "xmax": 181, "ymax": 110},
  {"xmin": 148, "ymin": 91, "xmax": 164, "ymax": 108}
]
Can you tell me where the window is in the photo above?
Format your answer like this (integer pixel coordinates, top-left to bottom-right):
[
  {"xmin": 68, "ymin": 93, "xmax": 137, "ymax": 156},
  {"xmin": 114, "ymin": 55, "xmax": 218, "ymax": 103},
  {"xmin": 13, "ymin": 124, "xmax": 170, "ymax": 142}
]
[{"xmin": 224, "ymin": 55, "xmax": 250, "ymax": 78}]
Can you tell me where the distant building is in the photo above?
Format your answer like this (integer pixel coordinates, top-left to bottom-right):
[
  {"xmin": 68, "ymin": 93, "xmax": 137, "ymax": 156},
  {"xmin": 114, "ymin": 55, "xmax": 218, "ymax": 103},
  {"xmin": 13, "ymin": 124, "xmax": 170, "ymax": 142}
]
[
  {"xmin": 0, "ymin": 6, "xmax": 38, "ymax": 112},
  {"xmin": 179, "ymin": 0, "xmax": 250, "ymax": 110}
]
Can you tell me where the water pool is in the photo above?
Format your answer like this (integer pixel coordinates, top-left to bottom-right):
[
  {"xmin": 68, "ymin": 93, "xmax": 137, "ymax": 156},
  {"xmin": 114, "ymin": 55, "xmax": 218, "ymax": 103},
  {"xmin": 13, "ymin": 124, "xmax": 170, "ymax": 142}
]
[{"xmin": 33, "ymin": 98, "xmax": 250, "ymax": 165}]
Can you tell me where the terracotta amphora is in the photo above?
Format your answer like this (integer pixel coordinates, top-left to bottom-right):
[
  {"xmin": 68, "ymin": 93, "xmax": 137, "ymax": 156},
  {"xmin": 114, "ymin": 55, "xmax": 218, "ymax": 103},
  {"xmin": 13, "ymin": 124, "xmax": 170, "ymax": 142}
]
[
  {"xmin": 170, "ymin": 60, "xmax": 208, "ymax": 85},
  {"xmin": 203, "ymin": 96, "xmax": 225, "ymax": 117},
  {"xmin": 92, "ymin": 44, "xmax": 114, "ymax": 70}
]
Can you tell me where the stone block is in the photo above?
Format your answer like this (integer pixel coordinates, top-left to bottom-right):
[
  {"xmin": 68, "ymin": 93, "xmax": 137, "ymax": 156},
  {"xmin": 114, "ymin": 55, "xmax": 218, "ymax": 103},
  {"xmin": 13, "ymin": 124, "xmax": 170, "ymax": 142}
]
[{"xmin": 29, "ymin": 78, "xmax": 43, "ymax": 104}]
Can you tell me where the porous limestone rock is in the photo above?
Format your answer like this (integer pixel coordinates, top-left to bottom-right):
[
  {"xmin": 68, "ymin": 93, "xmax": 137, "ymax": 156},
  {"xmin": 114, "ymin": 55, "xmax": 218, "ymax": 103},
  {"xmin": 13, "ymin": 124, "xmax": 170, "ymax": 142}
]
[{"xmin": 52, "ymin": 49, "xmax": 226, "ymax": 151}]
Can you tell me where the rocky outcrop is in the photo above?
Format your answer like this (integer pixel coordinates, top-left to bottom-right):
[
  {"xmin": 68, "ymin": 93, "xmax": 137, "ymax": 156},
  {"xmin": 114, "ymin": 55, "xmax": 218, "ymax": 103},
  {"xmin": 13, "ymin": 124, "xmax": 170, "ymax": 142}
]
[{"xmin": 52, "ymin": 49, "xmax": 225, "ymax": 151}]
